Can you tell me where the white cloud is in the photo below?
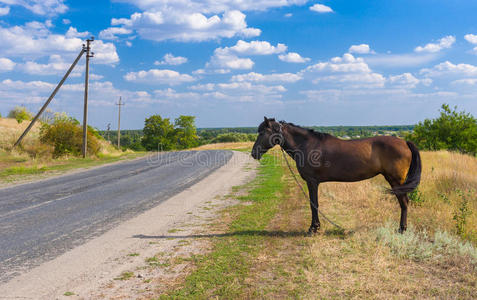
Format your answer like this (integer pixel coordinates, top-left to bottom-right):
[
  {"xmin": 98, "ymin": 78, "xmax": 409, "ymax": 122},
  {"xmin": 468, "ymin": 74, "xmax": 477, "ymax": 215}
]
[
  {"xmin": 420, "ymin": 61, "xmax": 477, "ymax": 77},
  {"xmin": 0, "ymin": 57, "xmax": 15, "ymax": 72},
  {"xmin": 18, "ymin": 54, "xmax": 84, "ymax": 76},
  {"xmin": 153, "ymin": 88, "xmax": 199, "ymax": 100},
  {"xmin": 464, "ymin": 34, "xmax": 477, "ymax": 44},
  {"xmin": 388, "ymin": 73, "xmax": 420, "ymax": 88},
  {"xmin": 0, "ymin": 5, "xmax": 9, "ymax": 15},
  {"xmin": 99, "ymin": 27, "xmax": 133, "ymax": 40},
  {"xmin": 0, "ymin": 0, "xmax": 67, "ymax": 15},
  {"xmin": 102, "ymin": 9, "xmax": 260, "ymax": 42},
  {"xmin": 154, "ymin": 53, "xmax": 188, "ymax": 66},
  {"xmin": 221, "ymin": 40, "xmax": 287, "ymax": 55},
  {"xmin": 348, "ymin": 44, "xmax": 373, "ymax": 54},
  {"xmin": 0, "ymin": 22, "xmax": 119, "ymax": 65},
  {"xmin": 364, "ymin": 53, "xmax": 438, "ymax": 68},
  {"xmin": 278, "ymin": 52, "xmax": 310, "ymax": 63},
  {"xmin": 284, "ymin": 13, "xmax": 292, "ymax": 18},
  {"xmin": 123, "ymin": 69, "xmax": 195, "ymax": 85},
  {"xmin": 451, "ymin": 78, "xmax": 477, "ymax": 86},
  {"xmin": 414, "ymin": 35, "xmax": 455, "ymax": 53},
  {"xmin": 208, "ymin": 40, "xmax": 287, "ymax": 70},
  {"xmin": 62, "ymin": 18, "xmax": 71, "ymax": 25},
  {"xmin": 309, "ymin": 3, "xmax": 333, "ymax": 13},
  {"xmin": 115, "ymin": 0, "xmax": 308, "ymax": 14},
  {"xmin": 231, "ymin": 72, "xmax": 302, "ymax": 83},
  {"xmin": 464, "ymin": 34, "xmax": 477, "ymax": 54},
  {"xmin": 65, "ymin": 27, "xmax": 90, "ymax": 38},
  {"xmin": 302, "ymin": 53, "xmax": 386, "ymax": 88}
]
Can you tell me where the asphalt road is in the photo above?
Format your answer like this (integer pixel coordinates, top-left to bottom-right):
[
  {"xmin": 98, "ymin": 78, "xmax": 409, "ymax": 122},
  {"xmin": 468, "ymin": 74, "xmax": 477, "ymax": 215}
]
[{"xmin": 0, "ymin": 150, "xmax": 232, "ymax": 283}]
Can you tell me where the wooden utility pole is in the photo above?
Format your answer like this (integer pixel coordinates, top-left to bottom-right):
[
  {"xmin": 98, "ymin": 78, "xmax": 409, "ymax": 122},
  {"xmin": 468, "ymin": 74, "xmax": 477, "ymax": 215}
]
[
  {"xmin": 82, "ymin": 37, "xmax": 94, "ymax": 158},
  {"xmin": 13, "ymin": 46, "xmax": 87, "ymax": 148},
  {"xmin": 116, "ymin": 97, "xmax": 124, "ymax": 149}
]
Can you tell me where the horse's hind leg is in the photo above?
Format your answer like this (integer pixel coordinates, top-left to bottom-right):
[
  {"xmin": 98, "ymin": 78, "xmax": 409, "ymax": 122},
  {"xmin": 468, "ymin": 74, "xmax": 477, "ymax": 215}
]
[
  {"xmin": 306, "ymin": 180, "xmax": 320, "ymax": 234},
  {"xmin": 397, "ymin": 194, "xmax": 409, "ymax": 233},
  {"xmin": 384, "ymin": 175, "xmax": 409, "ymax": 233}
]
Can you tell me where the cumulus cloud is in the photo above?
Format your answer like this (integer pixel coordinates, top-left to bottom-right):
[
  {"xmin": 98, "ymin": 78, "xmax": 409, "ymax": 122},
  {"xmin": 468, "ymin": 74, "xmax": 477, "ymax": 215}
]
[
  {"xmin": 154, "ymin": 53, "xmax": 188, "ymax": 66},
  {"xmin": 464, "ymin": 34, "xmax": 477, "ymax": 54},
  {"xmin": 231, "ymin": 72, "xmax": 302, "ymax": 83},
  {"xmin": 208, "ymin": 40, "xmax": 287, "ymax": 70},
  {"xmin": 99, "ymin": 27, "xmax": 132, "ymax": 40},
  {"xmin": 364, "ymin": 53, "xmax": 438, "ymax": 68},
  {"xmin": 387, "ymin": 73, "xmax": 420, "ymax": 88},
  {"xmin": 348, "ymin": 44, "xmax": 373, "ymax": 54},
  {"xmin": 102, "ymin": 9, "xmax": 260, "ymax": 42},
  {"xmin": 123, "ymin": 69, "xmax": 195, "ymax": 85},
  {"xmin": 18, "ymin": 54, "xmax": 84, "ymax": 76},
  {"xmin": 278, "ymin": 52, "xmax": 310, "ymax": 63},
  {"xmin": 0, "ymin": 0, "xmax": 67, "ymax": 15},
  {"xmin": 302, "ymin": 53, "xmax": 386, "ymax": 88},
  {"xmin": 464, "ymin": 34, "xmax": 477, "ymax": 44},
  {"xmin": 190, "ymin": 81, "xmax": 286, "ymax": 102},
  {"xmin": 420, "ymin": 61, "xmax": 477, "ymax": 77},
  {"xmin": 0, "ymin": 22, "xmax": 119, "ymax": 65},
  {"xmin": 0, "ymin": 57, "xmax": 15, "ymax": 72},
  {"xmin": 414, "ymin": 35, "xmax": 455, "ymax": 53},
  {"xmin": 0, "ymin": 5, "xmax": 9, "ymax": 15},
  {"xmin": 115, "ymin": 0, "xmax": 308, "ymax": 14},
  {"xmin": 309, "ymin": 3, "xmax": 333, "ymax": 13}
]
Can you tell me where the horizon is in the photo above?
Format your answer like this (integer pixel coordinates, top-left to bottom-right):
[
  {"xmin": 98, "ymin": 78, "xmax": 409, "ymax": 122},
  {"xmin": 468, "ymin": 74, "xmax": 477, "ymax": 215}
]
[{"xmin": 1, "ymin": 1, "xmax": 476, "ymax": 129}]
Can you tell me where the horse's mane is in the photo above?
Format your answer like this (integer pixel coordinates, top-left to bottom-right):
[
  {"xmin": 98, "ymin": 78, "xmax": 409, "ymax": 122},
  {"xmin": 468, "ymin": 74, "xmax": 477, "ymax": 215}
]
[{"xmin": 279, "ymin": 121, "xmax": 331, "ymax": 141}]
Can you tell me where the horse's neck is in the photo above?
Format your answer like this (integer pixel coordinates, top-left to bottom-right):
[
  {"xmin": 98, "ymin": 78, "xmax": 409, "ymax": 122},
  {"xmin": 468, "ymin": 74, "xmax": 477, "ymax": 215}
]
[{"xmin": 281, "ymin": 125, "xmax": 308, "ymax": 158}]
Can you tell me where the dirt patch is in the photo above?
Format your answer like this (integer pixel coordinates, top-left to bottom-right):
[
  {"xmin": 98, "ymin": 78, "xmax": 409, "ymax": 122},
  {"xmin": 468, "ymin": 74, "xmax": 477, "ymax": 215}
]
[{"xmin": 0, "ymin": 151, "xmax": 258, "ymax": 299}]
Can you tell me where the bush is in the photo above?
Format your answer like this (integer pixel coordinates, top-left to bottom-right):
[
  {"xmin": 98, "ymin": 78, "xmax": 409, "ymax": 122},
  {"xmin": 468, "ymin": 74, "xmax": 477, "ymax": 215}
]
[
  {"xmin": 407, "ymin": 104, "xmax": 477, "ymax": 155},
  {"xmin": 8, "ymin": 106, "xmax": 33, "ymax": 123},
  {"xmin": 40, "ymin": 113, "xmax": 100, "ymax": 158}
]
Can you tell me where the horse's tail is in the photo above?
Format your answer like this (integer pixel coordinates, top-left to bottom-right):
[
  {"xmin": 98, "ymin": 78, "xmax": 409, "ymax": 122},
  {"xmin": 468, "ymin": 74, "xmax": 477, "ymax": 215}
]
[{"xmin": 391, "ymin": 141, "xmax": 422, "ymax": 196}]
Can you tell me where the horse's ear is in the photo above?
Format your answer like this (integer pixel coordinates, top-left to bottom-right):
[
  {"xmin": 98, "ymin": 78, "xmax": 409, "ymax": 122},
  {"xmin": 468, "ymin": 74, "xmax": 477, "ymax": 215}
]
[{"xmin": 264, "ymin": 116, "xmax": 270, "ymax": 127}]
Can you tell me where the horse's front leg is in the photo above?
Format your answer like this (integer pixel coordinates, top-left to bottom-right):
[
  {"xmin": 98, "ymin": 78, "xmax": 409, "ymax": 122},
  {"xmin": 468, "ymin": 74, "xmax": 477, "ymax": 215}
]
[{"xmin": 306, "ymin": 180, "xmax": 320, "ymax": 234}]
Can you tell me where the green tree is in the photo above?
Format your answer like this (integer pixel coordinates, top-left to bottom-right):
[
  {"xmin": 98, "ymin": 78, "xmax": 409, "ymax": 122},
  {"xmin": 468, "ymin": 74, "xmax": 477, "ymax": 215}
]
[
  {"xmin": 174, "ymin": 115, "xmax": 198, "ymax": 149},
  {"xmin": 8, "ymin": 106, "xmax": 33, "ymax": 123},
  {"xmin": 408, "ymin": 104, "xmax": 477, "ymax": 155},
  {"xmin": 142, "ymin": 115, "xmax": 175, "ymax": 151}
]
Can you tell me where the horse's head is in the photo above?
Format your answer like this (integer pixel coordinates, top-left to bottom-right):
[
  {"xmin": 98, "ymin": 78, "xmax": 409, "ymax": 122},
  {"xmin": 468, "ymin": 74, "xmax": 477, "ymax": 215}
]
[{"xmin": 251, "ymin": 117, "xmax": 283, "ymax": 160}]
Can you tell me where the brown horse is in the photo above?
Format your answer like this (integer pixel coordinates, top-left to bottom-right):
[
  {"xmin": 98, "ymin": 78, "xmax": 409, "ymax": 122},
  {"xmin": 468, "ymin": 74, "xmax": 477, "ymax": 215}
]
[{"xmin": 251, "ymin": 117, "xmax": 421, "ymax": 234}]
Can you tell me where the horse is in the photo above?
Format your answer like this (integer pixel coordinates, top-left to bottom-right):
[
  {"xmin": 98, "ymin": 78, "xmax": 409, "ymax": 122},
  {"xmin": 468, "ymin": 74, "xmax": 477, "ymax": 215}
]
[{"xmin": 251, "ymin": 117, "xmax": 421, "ymax": 234}]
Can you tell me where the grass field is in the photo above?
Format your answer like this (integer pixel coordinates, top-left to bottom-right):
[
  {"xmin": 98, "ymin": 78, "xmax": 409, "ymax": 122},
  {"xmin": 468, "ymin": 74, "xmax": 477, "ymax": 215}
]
[{"xmin": 158, "ymin": 143, "xmax": 476, "ymax": 299}]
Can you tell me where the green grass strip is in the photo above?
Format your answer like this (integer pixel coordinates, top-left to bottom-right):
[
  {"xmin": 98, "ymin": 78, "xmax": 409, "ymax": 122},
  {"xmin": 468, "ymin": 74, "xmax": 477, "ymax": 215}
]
[{"xmin": 161, "ymin": 154, "xmax": 286, "ymax": 299}]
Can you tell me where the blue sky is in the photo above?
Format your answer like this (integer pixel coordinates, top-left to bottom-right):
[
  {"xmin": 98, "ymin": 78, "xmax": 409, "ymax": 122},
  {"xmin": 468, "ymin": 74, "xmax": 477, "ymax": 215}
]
[{"xmin": 1, "ymin": 0, "xmax": 477, "ymax": 129}]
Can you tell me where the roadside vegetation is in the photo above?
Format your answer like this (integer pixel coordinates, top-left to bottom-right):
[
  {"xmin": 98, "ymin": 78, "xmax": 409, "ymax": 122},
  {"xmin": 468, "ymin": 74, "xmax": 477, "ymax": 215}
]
[{"xmin": 0, "ymin": 108, "xmax": 146, "ymax": 184}]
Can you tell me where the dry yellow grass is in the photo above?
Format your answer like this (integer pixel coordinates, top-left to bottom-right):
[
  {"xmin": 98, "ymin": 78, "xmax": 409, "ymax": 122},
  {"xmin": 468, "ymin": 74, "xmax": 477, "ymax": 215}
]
[
  {"xmin": 216, "ymin": 143, "xmax": 477, "ymax": 299},
  {"xmin": 192, "ymin": 141, "xmax": 254, "ymax": 150}
]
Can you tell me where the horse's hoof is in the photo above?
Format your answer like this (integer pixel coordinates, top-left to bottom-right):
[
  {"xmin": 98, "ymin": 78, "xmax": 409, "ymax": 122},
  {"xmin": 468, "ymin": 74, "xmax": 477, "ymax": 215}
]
[
  {"xmin": 398, "ymin": 227, "xmax": 407, "ymax": 234},
  {"xmin": 306, "ymin": 225, "xmax": 320, "ymax": 236}
]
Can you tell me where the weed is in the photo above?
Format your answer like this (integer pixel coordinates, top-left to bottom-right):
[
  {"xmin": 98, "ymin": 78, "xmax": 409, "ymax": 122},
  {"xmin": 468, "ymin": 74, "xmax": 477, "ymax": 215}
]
[
  {"xmin": 409, "ymin": 187, "xmax": 424, "ymax": 204},
  {"xmin": 63, "ymin": 291, "xmax": 75, "ymax": 296},
  {"xmin": 453, "ymin": 189, "xmax": 473, "ymax": 238},
  {"xmin": 128, "ymin": 253, "xmax": 139, "ymax": 257},
  {"xmin": 114, "ymin": 271, "xmax": 134, "ymax": 280}
]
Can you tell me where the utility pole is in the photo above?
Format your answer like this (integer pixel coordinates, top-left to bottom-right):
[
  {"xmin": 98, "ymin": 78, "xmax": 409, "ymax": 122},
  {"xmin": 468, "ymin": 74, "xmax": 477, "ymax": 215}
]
[
  {"xmin": 106, "ymin": 123, "xmax": 111, "ymax": 142},
  {"xmin": 13, "ymin": 46, "xmax": 87, "ymax": 148},
  {"xmin": 82, "ymin": 37, "xmax": 94, "ymax": 158},
  {"xmin": 116, "ymin": 97, "xmax": 124, "ymax": 149}
]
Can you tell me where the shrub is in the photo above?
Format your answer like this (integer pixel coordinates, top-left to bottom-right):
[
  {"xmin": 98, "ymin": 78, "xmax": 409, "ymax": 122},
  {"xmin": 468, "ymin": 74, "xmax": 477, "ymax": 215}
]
[
  {"xmin": 40, "ymin": 114, "xmax": 100, "ymax": 158},
  {"xmin": 407, "ymin": 104, "xmax": 477, "ymax": 155},
  {"xmin": 8, "ymin": 106, "xmax": 33, "ymax": 123},
  {"xmin": 453, "ymin": 189, "xmax": 473, "ymax": 238}
]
